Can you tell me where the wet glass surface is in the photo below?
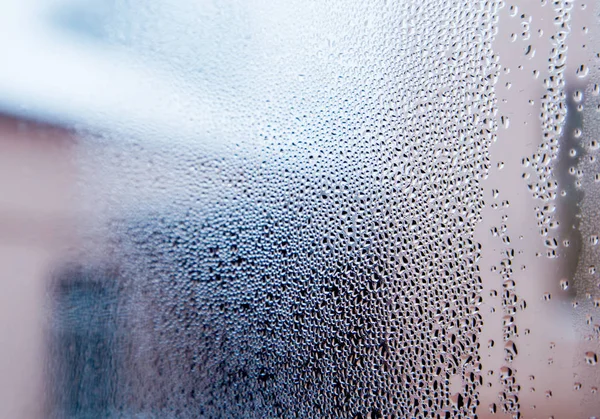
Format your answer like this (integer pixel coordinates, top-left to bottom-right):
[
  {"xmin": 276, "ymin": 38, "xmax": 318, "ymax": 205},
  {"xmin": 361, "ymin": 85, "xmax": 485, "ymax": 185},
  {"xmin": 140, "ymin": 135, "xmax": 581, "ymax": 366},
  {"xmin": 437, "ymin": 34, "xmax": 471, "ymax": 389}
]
[{"xmin": 0, "ymin": 1, "xmax": 599, "ymax": 418}]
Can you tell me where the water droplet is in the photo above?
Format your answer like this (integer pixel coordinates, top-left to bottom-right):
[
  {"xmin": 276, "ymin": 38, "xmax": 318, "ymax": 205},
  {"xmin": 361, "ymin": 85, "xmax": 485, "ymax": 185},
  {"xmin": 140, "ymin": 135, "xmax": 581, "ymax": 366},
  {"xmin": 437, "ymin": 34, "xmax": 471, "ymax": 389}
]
[
  {"xmin": 576, "ymin": 64, "xmax": 589, "ymax": 78},
  {"xmin": 585, "ymin": 352, "xmax": 597, "ymax": 365}
]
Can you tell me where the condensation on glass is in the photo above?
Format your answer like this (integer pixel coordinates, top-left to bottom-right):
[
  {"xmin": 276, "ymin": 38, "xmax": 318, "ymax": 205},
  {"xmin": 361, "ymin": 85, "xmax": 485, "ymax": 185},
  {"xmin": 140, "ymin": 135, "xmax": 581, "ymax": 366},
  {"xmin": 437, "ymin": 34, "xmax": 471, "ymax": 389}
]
[{"xmin": 0, "ymin": 0, "xmax": 599, "ymax": 418}]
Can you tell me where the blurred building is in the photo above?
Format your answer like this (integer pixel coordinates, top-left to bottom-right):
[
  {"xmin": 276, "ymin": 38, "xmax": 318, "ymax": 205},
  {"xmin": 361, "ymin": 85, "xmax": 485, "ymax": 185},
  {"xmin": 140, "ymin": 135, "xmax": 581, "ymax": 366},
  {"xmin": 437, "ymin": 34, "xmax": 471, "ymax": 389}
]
[
  {"xmin": 0, "ymin": 1, "xmax": 202, "ymax": 417},
  {"xmin": 0, "ymin": 115, "xmax": 75, "ymax": 418}
]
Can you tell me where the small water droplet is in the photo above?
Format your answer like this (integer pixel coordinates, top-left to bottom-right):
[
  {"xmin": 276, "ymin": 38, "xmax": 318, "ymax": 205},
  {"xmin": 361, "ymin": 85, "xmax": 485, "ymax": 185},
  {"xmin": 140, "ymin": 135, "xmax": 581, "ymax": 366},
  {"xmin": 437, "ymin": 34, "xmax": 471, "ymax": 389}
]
[
  {"xmin": 499, "ymin": 366, "xmax": 513, "ymax": 379},
  {"xmin": 585, "ymin": 351, "xmax": 597, "ymax": 365},
  {"xmin": 560, "ymin": 279, "xmax": 569, "ymax": 290},
  {"xmin": 576, "ymin": 64, "xmax": 589, "ymax": 78}
]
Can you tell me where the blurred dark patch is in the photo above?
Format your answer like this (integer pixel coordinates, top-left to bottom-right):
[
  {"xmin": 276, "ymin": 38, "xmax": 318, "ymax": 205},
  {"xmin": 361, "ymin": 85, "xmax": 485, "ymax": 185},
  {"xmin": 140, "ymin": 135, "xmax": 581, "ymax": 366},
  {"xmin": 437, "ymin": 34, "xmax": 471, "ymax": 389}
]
[{"xmin": 47, "ymin": 266, "xmax": 120, "ymax": 418}]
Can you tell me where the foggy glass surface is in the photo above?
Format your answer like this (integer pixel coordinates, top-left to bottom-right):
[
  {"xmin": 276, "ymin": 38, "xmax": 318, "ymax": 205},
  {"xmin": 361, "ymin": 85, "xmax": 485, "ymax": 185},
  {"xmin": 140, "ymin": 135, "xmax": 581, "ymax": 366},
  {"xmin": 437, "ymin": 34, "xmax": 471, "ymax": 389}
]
[{"xmin": 0, "ymin": 0, "xmax": 599, "ymax": 418}]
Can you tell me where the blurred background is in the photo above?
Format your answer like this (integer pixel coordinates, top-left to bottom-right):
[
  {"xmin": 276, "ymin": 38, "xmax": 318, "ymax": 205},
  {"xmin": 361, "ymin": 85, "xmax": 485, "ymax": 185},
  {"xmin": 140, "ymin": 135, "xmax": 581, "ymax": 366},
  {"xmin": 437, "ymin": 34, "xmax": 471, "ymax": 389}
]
[{"xmin": 0, "ymin": 0, "xmax": 599, "ymax": 418}]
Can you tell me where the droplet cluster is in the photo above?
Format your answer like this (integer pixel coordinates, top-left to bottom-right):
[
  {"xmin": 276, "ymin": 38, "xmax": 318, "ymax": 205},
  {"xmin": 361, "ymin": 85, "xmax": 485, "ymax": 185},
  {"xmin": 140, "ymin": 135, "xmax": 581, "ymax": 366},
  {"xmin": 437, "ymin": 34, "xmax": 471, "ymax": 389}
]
[
  {"xmin": 103, "ymin": 1, "xmax": 501, "ymax": 418},
  {"xmin": 526, "ymin": 0, "xmax": 572, "ymax": 253}
]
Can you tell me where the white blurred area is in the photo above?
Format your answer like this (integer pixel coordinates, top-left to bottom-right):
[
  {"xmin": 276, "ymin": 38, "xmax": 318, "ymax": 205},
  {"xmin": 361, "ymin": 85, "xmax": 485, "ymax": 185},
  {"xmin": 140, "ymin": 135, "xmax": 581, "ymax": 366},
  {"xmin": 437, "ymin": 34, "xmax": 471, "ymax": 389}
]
[{"xmin": 0, "ymin": 0, "xmax": 220, "ymax": 147}]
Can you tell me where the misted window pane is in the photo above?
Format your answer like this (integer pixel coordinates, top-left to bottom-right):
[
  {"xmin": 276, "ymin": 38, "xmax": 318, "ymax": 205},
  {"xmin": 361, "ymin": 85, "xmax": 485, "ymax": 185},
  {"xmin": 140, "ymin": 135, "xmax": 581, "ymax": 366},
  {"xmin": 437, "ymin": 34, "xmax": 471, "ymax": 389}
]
[{"xmin": 0, "ymin": 1, "xmax": 598, "ymax": 418}]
